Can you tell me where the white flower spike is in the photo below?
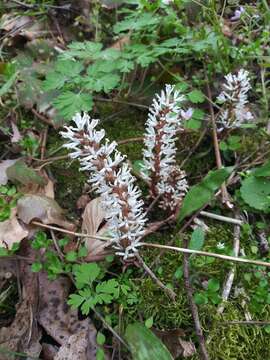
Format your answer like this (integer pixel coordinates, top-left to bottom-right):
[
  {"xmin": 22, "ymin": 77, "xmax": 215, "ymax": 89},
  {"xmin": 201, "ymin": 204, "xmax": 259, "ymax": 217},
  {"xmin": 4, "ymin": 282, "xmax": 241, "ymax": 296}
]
[
  {"xmin": 61, "ymin": 113, "xmax": 147, "ymax": 260},
  {"xmin": 141, "ymin": 84, "xmax": 189, "ymax": 211},
  {"xmin": 217, "ymin": 69, "xmax": 253, "ymax": 129}
]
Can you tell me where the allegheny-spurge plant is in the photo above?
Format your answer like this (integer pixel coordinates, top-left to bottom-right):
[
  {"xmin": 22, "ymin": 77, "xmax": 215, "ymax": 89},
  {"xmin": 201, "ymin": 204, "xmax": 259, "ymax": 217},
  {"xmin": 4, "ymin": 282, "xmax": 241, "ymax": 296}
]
[
  {"xmin": 217, "ymin": 69, "xmax": 253, "ymax": 130},
  {"xmin": 141, "ymin": 84, "xmax": 189, "ymax": 212},
  {"xmin": 60, "ymin": 113, "xmax": 147, "ymax": 260}
]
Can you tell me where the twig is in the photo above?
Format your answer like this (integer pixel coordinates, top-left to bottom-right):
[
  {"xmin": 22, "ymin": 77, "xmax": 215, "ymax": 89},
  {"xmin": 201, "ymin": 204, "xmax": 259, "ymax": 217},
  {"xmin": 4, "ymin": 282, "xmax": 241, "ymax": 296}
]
[
  {"xmin": 31, "ymin": 109, "xmax": 53, "ymax": 127},
  {"xmin": 94, "ymin": 96, "xmax": 148, "ymax": 110},
  {"xmin": 205, "ymin": 80, "xmax": 232, "ymax": 208},
  {"xmin": 141, "ymin": 243, "xmax": 270, "ymax": 268},
  {"xmin": 217, "ymin": 211, "xmax": 241, "ymax": 314},
  {"xmin": 220, "ymin": 320, "xmax": 270, "ymax": 326},
  {"xmin": 31, "ymin": 221, "xmax": 111, "ymax": 242},
  {"xmin": 200, "ymin": 211, "xmax": 243, "ymax": 226},
  {"xmin": 136, "ymin": 254, "xmax": 176, "ymax": 301},
  {"xmin": 50, "ymin": 230, "xmax": 65, "ymax": 262},
  {"xmin": 182, "ymin": 234, "xmax": 209, "ymax": 359},
  {"xmin": 93, "ymin": 308, "xmax": 129, "ymax": 349},
  {"xmin": 180, "ymin": 127, "xmax": 208, "ymax": 168},
  {"xmin": 40, "ymin": 127, "xmax": 48, "ymax": 160},
  {"xmin": 118, "ymin": 136, "xmax": 144, "ymax": 145}
]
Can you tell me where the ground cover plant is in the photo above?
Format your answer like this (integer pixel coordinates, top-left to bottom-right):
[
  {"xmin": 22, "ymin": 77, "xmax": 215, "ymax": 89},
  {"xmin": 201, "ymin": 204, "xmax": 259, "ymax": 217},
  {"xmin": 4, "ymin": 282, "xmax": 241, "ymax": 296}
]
[{"xmin": 0, "ymin": 0, "xmax": 270, "ymax": 359}]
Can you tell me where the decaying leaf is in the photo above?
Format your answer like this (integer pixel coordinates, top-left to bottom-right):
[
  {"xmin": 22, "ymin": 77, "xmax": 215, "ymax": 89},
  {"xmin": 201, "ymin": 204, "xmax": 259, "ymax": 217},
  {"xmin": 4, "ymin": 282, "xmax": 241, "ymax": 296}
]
[
  {"xmin": 1, "ymin": 14, "xmax": 43, "ymax": 41},
  {"xmin": 17, "ymin": 194, "xmax": 74, "ymax": 230},
  {"xmin": 10, "ymin": 121, "xmax": 22, "ymax": 143},
  {"xmin": 0, "ymin": 159, "xmax": 17, "ymax": 185},
  {"xmin": 6, "ymin": 160, "xmax": 47, "ymax": 186},
  {"xmin": 54, "ymin": 330, "xmax": 89, "ymax": 360},
  {"xmin": 20, "ymin": 170, "xmax": 55, "ymax": 199},
  {"xmin": 0, "ymin": 208, "xmax": 29, "ymax": 249},
  {"xmin": 37, "ymin": 273, "xmax": 97, "ymax": 357},
  {"xmin": 82, "ymin": 197, "xmax": 112, "ymax": 260},
  {"xmin": 154, "ymin": 329, "xmax": 196, "ymax": 358}
]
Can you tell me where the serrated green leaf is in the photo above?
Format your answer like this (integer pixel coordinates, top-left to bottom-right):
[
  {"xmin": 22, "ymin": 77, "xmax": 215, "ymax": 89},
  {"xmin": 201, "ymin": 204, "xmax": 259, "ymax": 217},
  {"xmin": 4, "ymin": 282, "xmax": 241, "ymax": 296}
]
[
  {"xmin": 53, "ymin": 91, "xmax": 93, "ymax": 119},
  {"xmin": 178, "ymin": 167, "xmax": 233, "ymax": 222},
  {"xmin": 67, "ymin": 294, "xmax": 85, "ymax": 309},
  {"xmin": 240, "ymin": 176, "xmax": 270, "ymax": 212},
  {"xmin": 73, "ymin": 263, "xmax": 101, "ymax": 288},
  {"xmin": 96, "ymin": 279, "xmax": 119, "ymax": 298},
  {"xmin": 189, "ymin": 227, "xmax": 205, "ymax": 250},
  {"xmin": 125, "ymin": 323, "xmax": 173, "ymax": 360},
  {"xmin": 43, "ymin": 72, "xmax": 66, "ymax": 90},
  {"xmin": 187, "ymin": 90, "xmax": 205, "ymax": 103}
]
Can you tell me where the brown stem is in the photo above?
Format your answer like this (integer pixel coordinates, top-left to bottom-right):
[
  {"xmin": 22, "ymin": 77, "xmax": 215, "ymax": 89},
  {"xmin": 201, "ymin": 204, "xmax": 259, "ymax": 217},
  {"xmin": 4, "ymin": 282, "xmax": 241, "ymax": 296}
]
[
  {"xmin": 205, "ymin": 80, "xmax": 233, "ymax": 209},
  {"xmin": 182, "ymin": 236, "xmax": 209, "ymax": 360},
  {"xmin": 136, "ymin": 254, "xmax": 176, "ymax": 301}
]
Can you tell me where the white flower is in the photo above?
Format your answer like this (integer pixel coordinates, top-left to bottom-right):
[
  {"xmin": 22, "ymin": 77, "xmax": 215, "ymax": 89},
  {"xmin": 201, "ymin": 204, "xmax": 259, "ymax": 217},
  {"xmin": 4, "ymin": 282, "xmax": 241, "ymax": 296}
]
[
  {"xmin": 141, "ymin": 85, "xmax": 188, "ymax": 211},
  {"xmin": 180, "ymin": 108, "xmax": 193, "ymax": 121},
  {"xmin": 61, "ymin": 113, "xmax": 147, "ymax": 260},
  {"xmin": 217, "ymin": 69, "xmax": 253, "ymax": 129},
  {"xmin": 231, "ymin": 6, "xmax": 245, "ymax": 21},
  {"xmin": 162, "ymin": 0, "xmax": 172, "ymax": 5}
]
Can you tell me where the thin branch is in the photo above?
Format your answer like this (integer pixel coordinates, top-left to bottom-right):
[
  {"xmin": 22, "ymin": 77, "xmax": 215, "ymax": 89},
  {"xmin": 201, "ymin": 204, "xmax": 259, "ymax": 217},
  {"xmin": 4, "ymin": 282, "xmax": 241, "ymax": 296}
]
[
  {"xmin": 136, "ymin": 254, "xmax": 176, "ymax": 301},
  {"xmin": 217, "ymin": 211, "xmax": 241, "ymax": 314},
  {"xmin": 182, "ymin": 233, "xmax": 209, "ymax": 359},
  {"xmin": 94, "ymin": 96, "xmax": 148, "ymax": 110},
  {"xmin": 31, "ymin": 221, "xmax": 111, "ymax": 242},
  {"xmin": 205, "ymin": 80, "xmax": 232, "ymax": 208},
  {"xmin": 141, "ymin": 243, "xmax": 270, "ymax": 268},
  {"xmin": 200, "ymin": 211, "xmax": 243, "ymax": 226}
]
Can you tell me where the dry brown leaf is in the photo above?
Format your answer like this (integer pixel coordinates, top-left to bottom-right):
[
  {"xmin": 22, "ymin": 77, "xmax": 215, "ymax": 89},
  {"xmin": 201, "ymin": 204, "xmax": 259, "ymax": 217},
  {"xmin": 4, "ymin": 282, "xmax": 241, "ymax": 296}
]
[
  {"xmin": 17, "ymin": 194, "xmax": 74, "ymax": 230},
  {"xmin": 54, "ymin": 330, "xmax": 89, "ymax": 360},
  {"xmin": 37, "ymin": 273, "xmax": 97, "ymax": 357},
  {"xmin": 1, "ymin": 14, "xmax": 43, "ymax": 40},
  {"xmin": 110, "ymin": 35, "xmax": 130, "ymax": 50},
  {"xmin": 0, "ymin": 208, "xmax": 29, "ymax": 249},
  {"xmin": 0, "ymin": 159, "xmax": 18, "ymax": 185},
  {"xmin": 10, "ymin": 121, "xmax": 22, "ymax": 143},
  {"xmin": 154, "ymin": 329, "xmax": 196, "ymax": 359},
  {"xmin": 82, "ymin": 197, "xmax": 112, "ymax": 260},
  {"xmin": 20, "ymin": 171, "xmax": 55, "ymax": 198}
]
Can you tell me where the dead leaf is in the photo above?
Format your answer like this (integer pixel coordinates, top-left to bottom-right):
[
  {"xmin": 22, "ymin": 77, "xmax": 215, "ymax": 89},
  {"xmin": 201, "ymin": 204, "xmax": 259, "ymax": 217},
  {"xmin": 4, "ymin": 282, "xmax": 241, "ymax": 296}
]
[
  {"xmin": 82, "ymin": 198, "xmax": 112, "ymax": 260},
  {"xmin": 54, "ymin": 330, "xmax": 89, "ymax": 360},
  {"xmin": 37, "ymin": 273, "xmax": 97, "ymax": 357},
  {"xmin": 0, "ymin": 159, "xmax": 18, "ymax": 185},
  {"xmin": 0, "ymin": 208, "xmax": 29, "ymax": 249},
  {"xmin": 76, "ymin": 194, "xmax": 90, "ymax": 210},
  {"xmin": 6, "ymin": 160, "xmax": 47, "ymax": 186},
  {"xmin": 20, "ymin": 171, "xmax": 55, "ymax": 199},
  {"xmin": 153, "ymin": 329, "xmax": 196, "ymax": 358},
  {"xmin": 110, "ymin": 35, "xmax": 130, "ymax": 50},
  {"xmin": 1, "ymin": 14, "xmax": 43, "ymax": 41},
  {"xmin": 10, "ymin": 121, "xmax": 22, "ymax": 143},
  {"xmin": 17, "ymin": 194, "xmax": 74, "ymax": 230}
]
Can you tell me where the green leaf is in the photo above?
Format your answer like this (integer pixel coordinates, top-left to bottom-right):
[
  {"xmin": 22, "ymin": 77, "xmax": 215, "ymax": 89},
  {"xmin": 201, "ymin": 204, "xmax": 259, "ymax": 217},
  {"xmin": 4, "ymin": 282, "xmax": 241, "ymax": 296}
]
[
  {"xmin": 207, "ymin": 278, "xmax": 220, "ymax": 292},
  {"xmin": 194, "ymin": 293, "xmax": 208, "ymax": 305},
  {"xmin": 73, "ymin": 263, "xmax": 101, "ymax": 288},
  {"xmin": 65, "ymin": 251, "xmax": 78, "ymax": 262},
  {"xmin": 97, "ymin": 332, "xmax": 106, "ymax": 346},
  {"xmin": 31, "ymin": 262, "xmax": 43, "ymax": 272},
  {"xmin": 53, "ymin": 91, "xmax": 93, "ymax": 119},
  {"xmin": 43, "ymin": 71, "xmax": 66, "ymax": 91},
  {"xmin": 96, "ymin": 279, "xmax": 119, "ymax": 300},
  {"xmin": 252, "ymin": 160, "xmax": 270, "ymax": 177},
  {"xmin": 61, "ymin": 41, "xmax": 103, "ymax": 60},
  {"xmin": 240, "ymin": 176, "xmax": 270, "ymax": 212},
  {"xmin": 178, "ymin": 167, "xmax": 233, "ymax": 222},
  {"xmin": 125, "ymin": 323, "xmax": 173, "ymax": 360},
  {"xmin": 145, "ymin": 316, "xmax": 154, "ymax": 328},
  {"xmin": 0, "ymin": 71, "xmax": 18, "ymax": 97},
  {"xmin": 6, "ymin": 160, "xmax": 46, "ymax": 186},
  {"xmin": 68, "ymin": 294, "xmax": 84, "ymax": 309},
  {"xmin": 189, "ymin": 227, "xmax": 205, "ymax": 250},
  {"xmin": 187, "ymin": 90, "xmax": 205, "ymax": 103}
]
